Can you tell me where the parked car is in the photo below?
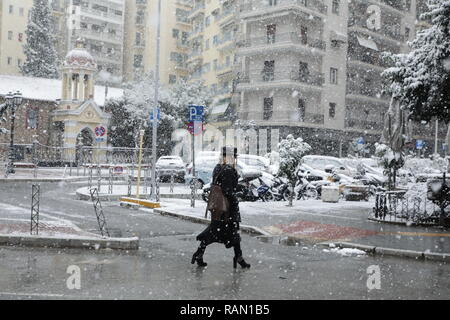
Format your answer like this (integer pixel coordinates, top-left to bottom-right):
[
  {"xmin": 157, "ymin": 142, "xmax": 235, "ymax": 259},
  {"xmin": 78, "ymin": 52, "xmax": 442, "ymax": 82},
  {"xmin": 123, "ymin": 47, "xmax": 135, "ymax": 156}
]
[
  {"xmin": 238, "ymin": 154, "xmax": 271, "ymax": 173},
  {"xmin": 155, "ymin": 156, "xmax": 186, "ymax": 182},
  {"xmin": 302, "ymin": 155, "xmax": 355, "ymax": 177},
  {"xmin": 185, "ymin": 156, "xmax": 261, "ymax": 188}
]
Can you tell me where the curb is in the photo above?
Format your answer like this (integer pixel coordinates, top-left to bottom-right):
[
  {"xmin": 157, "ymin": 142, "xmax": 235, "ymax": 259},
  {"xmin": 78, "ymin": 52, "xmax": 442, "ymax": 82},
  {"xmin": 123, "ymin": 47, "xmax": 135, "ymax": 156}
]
[
  {"xmin": 0, "ymin": 234, "xmax": 139, "ymax": 250},
  {"xmin": 76, "ymin": 191, "xmax": 202, "ymax": 201},
  {"xmin": 317, "ymin": 241, "xmax": 449, "ymax": 262},
  {"xmin": 152, "ymin": 208, "xmax": 271, "ymax": 237}
]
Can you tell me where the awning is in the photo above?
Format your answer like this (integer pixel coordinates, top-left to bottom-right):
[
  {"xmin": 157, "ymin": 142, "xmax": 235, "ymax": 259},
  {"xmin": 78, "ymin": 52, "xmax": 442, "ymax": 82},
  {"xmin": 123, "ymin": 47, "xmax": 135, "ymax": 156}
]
[
  {"xmin": 356, "ymin": 35, "xmax": 379, "ymax": 51},
  {"xmin": 210, "ymin": 103, "xmax": 229, "ymax": 115}
]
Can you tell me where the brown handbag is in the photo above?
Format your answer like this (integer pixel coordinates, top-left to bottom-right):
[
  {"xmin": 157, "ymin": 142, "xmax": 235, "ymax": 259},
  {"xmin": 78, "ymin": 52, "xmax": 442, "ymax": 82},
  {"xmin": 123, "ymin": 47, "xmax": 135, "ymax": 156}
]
[{"xmin": 204, "ymin": 165, "xmax": 230, "ymax": 221}]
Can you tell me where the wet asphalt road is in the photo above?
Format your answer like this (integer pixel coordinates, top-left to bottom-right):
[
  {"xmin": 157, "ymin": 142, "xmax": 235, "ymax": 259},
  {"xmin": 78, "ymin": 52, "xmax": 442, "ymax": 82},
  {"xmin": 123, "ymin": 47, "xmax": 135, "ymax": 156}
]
[{"xmin": 0, "ymin": 181, "xmax": 449, "ymax": 300}]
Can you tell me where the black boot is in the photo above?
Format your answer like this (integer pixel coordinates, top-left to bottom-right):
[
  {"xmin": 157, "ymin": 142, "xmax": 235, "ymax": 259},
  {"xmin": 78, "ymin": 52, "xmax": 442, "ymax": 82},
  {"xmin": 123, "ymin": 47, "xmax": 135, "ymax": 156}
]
[
  {"xmin": 191, "ymin": 247, "xmax": 207, "ymax": 267},
  {"xmin": 233, "ymin": 256, "xmax": 250, "ymax": 269}
]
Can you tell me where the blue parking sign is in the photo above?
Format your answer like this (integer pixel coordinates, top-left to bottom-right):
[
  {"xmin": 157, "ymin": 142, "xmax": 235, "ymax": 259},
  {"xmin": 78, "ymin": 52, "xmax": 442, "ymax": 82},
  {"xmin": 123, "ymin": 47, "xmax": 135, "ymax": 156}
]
[
  {"xmin": 188, "ymin": 105, "xmax": 204, "ymax": 122},
  {"xmin": 149, "ymin": 108, "xmax": 160, "ymax": 122}
]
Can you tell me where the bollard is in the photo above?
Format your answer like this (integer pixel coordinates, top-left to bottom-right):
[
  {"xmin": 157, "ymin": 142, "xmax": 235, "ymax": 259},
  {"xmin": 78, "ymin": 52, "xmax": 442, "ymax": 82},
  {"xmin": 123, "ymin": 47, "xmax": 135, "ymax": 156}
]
[{"xmin": 31, "ymin": 184, "xmax": 40, "ymax": 235}]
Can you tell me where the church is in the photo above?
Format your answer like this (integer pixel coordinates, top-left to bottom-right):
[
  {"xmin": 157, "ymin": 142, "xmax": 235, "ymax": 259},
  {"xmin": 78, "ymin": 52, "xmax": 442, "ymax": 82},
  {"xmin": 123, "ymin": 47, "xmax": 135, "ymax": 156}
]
[{"xmin": 0, "ymin": 40, "xmax": 122, "ymax": 160}]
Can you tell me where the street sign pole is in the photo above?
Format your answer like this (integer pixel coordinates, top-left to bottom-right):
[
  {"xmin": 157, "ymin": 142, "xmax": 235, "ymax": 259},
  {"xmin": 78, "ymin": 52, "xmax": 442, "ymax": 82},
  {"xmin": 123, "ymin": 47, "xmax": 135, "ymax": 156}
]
[
  {"xmin": 191, "ymin": 130, "xmax": 195, "ymax": 208},
  {"xmin": 151, "ymin": 0, "xmax": 162, "ymax": 202}
]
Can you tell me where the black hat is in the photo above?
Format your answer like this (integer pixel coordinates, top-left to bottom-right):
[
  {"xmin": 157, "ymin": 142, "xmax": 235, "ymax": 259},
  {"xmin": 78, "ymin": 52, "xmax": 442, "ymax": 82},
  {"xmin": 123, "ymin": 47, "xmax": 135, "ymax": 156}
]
[{"xmin": 222, "ymin": 146, "xmax": 237, "ymax": 157}]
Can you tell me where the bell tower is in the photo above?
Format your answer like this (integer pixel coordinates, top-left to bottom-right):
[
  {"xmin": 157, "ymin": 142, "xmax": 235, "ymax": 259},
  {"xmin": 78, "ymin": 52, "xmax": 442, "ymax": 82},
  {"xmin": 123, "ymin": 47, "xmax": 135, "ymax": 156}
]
[{"xmin": 61, "ymin": 38, "xmax": 97, "ymax": 109}]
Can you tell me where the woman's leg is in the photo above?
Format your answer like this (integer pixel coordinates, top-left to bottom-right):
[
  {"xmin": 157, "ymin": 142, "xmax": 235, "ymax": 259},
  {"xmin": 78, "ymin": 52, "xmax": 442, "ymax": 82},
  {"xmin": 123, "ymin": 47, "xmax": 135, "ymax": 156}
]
[{"xmin": 233, "ymin": 241, "xmax": 250, "ymax": 269}]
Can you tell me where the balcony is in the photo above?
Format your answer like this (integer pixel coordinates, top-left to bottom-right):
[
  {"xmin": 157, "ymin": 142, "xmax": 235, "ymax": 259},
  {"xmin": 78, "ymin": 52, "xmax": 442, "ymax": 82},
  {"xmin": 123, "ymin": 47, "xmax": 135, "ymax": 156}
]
[
  {"xmin": 77, "ymin": 30, "xmax": 122, "ymax": 44},
  {"xmin": 189, "ymin": 2, "xmax": 205, "ymax": 19},
  {"xmin": 239, "ymin": 0, "xmax": 327, "ymax": 17},
  {"xmin": 237, "ymin": 32, "xmax": 326, "ymax": 54},
  {"xmin": 79, "ymin": 6, "xmax": 123, "ymax": 23},
  {"xmin": 237, "ymin": 69, "xmax": 324, "ymax": 90}
]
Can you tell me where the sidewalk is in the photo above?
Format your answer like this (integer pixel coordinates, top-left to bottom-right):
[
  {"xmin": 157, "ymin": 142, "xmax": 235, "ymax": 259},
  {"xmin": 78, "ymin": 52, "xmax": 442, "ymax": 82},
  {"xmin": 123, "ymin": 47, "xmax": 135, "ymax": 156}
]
[
  {"xmin": 150, "ymin": 198, "xmax": 450, "ymax": 261},
  {"xmin": 0, "ymin": 219, "xmax": 139, "ymax": 250},
  {"xmin": 0, "ymin": 167, "xmax": 88, "ymax": 182}
]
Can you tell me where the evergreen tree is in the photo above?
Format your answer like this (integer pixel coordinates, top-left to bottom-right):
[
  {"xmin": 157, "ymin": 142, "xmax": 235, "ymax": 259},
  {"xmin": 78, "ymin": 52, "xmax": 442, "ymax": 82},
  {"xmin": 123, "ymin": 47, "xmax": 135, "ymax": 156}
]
[
  {"xmin": 0, "ymin": 103, "xmax": 8, "ymax": 134},
  {"xmin": 21, "ymin": 0, "xmax": 59, "ymax": 78},
  {"xmin": 382, "ymin": 0, "xmax": 450, "ymax": 123}
]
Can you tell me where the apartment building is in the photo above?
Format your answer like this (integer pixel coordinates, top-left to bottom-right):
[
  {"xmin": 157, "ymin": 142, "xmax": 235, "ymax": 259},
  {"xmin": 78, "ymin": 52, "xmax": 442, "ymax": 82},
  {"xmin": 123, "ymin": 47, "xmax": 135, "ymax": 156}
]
[
  {"xmin": 122, "ymin": 0, "xmax": 193, "ymax": 85},
  {"xmin": 0, "ymin": 0, "xmax": 33, "ymax": 76},
  {"xmin": 187, "ymin": 0, "xmax": 237, "ymax": 124},
  {"xmin": 232, "ymin": 0, "xmax": 442, "ymax": 155},
  {"xmin": 64, "ymin": 0, "xmax": 125, "ymax": 83}
]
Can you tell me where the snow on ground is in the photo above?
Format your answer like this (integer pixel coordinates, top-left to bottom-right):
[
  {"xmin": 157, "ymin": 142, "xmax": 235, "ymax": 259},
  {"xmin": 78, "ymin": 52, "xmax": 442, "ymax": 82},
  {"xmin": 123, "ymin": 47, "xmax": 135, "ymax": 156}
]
[{"xmin": 322, "ymin": 247, "xmax": 367, "ymax": 257}]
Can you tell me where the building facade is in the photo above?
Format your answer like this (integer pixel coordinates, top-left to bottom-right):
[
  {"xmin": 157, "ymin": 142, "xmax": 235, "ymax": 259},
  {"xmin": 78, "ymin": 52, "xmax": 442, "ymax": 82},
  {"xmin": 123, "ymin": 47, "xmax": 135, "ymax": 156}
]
[
  {"xmin": 232, "ymin": 0, "xmax": 446, "ymax": 156},
  {"xmin": 0, "ymin": 0, "xmax": 34, "ymax": 76},
  {"xmin": 122, "ymin": 0, "xmax": 193, "ymax": 85},
  {"xmin": 187, "ymin": 0, "xmax": 237, "ymax": 124}
]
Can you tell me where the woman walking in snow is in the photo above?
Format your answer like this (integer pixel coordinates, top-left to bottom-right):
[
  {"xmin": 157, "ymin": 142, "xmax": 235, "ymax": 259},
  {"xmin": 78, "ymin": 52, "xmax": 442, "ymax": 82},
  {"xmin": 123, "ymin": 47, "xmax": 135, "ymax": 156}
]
[{"xmin": 191, "ymin": 146, "xmax": 250, "ymax": 269}]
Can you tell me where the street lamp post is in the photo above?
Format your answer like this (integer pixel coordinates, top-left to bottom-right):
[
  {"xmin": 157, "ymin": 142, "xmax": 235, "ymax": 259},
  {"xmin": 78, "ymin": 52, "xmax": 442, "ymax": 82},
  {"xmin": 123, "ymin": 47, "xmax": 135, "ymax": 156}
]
[{"xmin": 5, "ymin": 91, "xmax": 23, "ymax": 175}]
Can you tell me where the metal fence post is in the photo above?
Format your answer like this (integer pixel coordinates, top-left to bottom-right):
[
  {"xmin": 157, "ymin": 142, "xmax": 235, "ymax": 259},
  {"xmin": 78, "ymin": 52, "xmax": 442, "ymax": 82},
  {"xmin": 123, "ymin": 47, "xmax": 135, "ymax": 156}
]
[
  {"xmin": 156, "ymin": 170, "xmax": 160, "ymax": 202},
  {"xmin": 97, "ymin": 165, "xmax": 101, "ymax": 193},
  {"xmin": 128, "ymin": 174, "xmax": 132, "ymax": 197},
  {"xmin": 108, "ymin": 166, "xmax": 113, "ymax": 195},
  {"xmin": 31, "ymin": 184, "xmax": 40, "ymax": 235},
  {"xmin": 170, "ymin": 171, "xmax": 174, "ymax": 193},
  {"xmin": 88, "ymin": 165, "xmax": 93, "ymax": 189}
]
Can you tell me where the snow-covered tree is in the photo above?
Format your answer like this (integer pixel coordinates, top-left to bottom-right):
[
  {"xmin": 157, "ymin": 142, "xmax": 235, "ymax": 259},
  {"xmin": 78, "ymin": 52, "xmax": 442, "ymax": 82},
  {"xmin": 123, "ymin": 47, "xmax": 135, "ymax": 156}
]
[
  {"xmin": 374, "ymin": 142, "xmax": 405, "ymax": 189},
  {"xmin": 382, "ymin": 0, "xmax": 450, "ymax": 123},
  {"xmin": 278, "ymin": 134, "xmax": 311, "ymax": 206},
  {"xmin": 21, "ymin": 0, "xmax": 59, "ymax": 79},
  {"xmin": 167, "ymin": 79, "xmax": 212, "ymax": 127}
]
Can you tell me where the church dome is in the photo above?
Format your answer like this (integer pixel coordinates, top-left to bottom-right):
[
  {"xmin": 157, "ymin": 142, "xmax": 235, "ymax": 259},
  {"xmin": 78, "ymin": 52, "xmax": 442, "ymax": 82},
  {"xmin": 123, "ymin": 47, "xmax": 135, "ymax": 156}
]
[{"xmin": 63, "ymin": 39, "xmax": 97, "ymax": 70}]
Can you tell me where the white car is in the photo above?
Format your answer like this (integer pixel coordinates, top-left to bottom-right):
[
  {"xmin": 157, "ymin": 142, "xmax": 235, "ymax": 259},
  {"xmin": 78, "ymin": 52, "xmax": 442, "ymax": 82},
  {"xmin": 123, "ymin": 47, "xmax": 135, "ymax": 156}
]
[
  {"xmin": 302, "ymin": 155, "xmax": 355, "ymax": 177},
  {"xmin": 238, "ymin": 154, "xmax": 271, "ymax": 173},
  {"xmin": 155, "ymin": 156, "xmax": 186, "ymax": 181}
]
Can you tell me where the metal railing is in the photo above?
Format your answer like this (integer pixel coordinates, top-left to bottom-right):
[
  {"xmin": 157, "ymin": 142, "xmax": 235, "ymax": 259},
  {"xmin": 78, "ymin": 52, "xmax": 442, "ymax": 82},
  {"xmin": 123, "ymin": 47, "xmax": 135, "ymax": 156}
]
[
  {"xmin": 239, "ymin": 32, "xmax": 326, "ymax": 51},
  {"xmin": 238, "ymin": 69, "xmax": 324, "ymax": 87},
  {"xmin": 240, "ymin": 0, "xmax": 327, "ymax": 15},
  {"xmin": 371, "ymin": 190, "xmax": 445, "ymax": 226}
]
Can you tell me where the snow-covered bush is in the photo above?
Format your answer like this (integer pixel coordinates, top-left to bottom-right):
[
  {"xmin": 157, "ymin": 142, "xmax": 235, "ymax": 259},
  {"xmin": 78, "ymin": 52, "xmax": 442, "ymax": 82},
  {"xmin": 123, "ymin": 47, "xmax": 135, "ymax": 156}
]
[
  {"xmin": 374, "ymin": 142, "xmax": 405, "ymax": 188},
  {"xmin": 278, "ymin": 135, "xmax": 311, "ymax": 205}
]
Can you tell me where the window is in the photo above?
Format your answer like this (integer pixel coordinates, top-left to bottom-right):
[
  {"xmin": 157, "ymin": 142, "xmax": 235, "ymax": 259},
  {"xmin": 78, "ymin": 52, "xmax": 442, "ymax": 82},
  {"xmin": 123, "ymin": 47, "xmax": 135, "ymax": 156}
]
[
  {"xmin": 332, "ymin": 0, "xmax": 340, "ymax": 14},
  {"xmin": 405, "ymin": 27, "xmax": 410, "ymax": 39},
  {"xmin": 213, "ymin": 35, "xmax": 219, "ymax": 46},
  {"xmin": 18, "ymin": 33, "xmax": 23, "ymax": 42},
  {"xmin": 181, "ymin": 32, "xmax": 189, "ymax": 45},
  {"xmin": 299, "ymin": 62, "xmax": 309, "ymax": 82},
  {"xmin": 19, "ymin": 8, "xmax": 24, "ymax": 16},
  {"xmin": 205, "ymin": 39, "xmax": 209, "ymax": 50},
  {"xmin": 134, "ymin": 55, "xmax": 143, "ymax": 68},
  {"xmin": 27, "ymin": 108, "xmax": 38, "ymax": 129},
  {"xmin": 263, "ymin": 60, "xmax": 275, "ymax": 81},
  {"xmin": 329, "ymin": 103, "xmax": 336, "ymax": 118},
  {"xmin": 205, "ymin": 16, "xmax": 211, "ymax": 27},
  {"xmin": 330, "ymin": 68, "xmax": 338, "ymax": 84},
  {"xmin": 176, "ymin": 9, "xmax": 189, "ymax": 23},
  {"xmin": 300, "ymin": 26, "xmax": 308, "ymax": 45},
  {"xmin": 169, "ymin": 75, "xmax": 177, "ymax": 84},
  {"xmin": 263, "ymin": 98, "xmax": 273, "ymax": 120},
  {"xmin": 172, "ymin": 29, "xmax": 179, "ymax": 39},
  {"xmin": 203, "ymin": 63, "xmax": 211, "ymax": 73},
  {"xmin": 213, "ymin": 59, "xmax": 218, "ymax": 70},
  {"xmin": 135, "ymin": 32, "xmax": 143, "ymax": 46},
  {"xmin": 268, "ymin": 0, "xmax": 278, "ymax": 6},
  {"xmin": 267, "ymin": 24, "xmax": 276, "ymax": 44},
  {"xmin": 7, "ymin": 57, "xmax": 12, "ymax": 65},
  {"xmin": 8, "ymin": 31, "xmax": 13, "ymax": 40},
  {"xmin": 18, "ymin": 59, "xmax": 22, "ymax": 67},
  {"xmin": 9, "ymin": 5, "xmax": 13, "ymax": 14},
  {"xmin": 298, "ymin": 99, "xmax": 305, "ymax": 121},
  {"xmin": 226, "ymin": 56, "xmax": 230, "ymax": 66},
  {"xmin": 136, "ymin": 10, "xmax": 145, "ymax": 24}
]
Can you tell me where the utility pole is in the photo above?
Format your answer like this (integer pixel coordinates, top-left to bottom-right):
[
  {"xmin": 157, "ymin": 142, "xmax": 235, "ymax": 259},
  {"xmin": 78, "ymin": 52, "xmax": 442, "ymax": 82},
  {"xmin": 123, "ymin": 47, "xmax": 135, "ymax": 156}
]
[
  {"xmin": 151, "ymin": 0, "xmax": 162, "ymax": 201},
  {"xmin": 435, "ymin": 119, "xmax": 439, "ymax": 156}
]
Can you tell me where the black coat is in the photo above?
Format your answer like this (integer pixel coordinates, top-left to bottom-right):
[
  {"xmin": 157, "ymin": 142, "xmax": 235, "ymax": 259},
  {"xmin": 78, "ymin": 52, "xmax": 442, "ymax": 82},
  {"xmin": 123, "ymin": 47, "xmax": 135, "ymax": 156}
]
[{"xmin": 196, "ymin": 164, "xmax": 241, "ymax": 248}]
